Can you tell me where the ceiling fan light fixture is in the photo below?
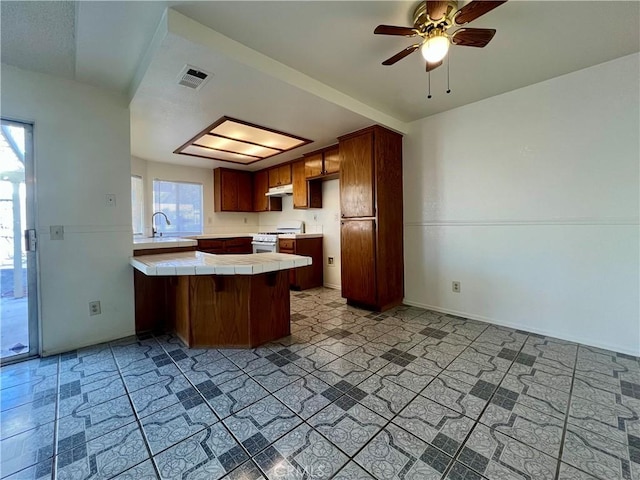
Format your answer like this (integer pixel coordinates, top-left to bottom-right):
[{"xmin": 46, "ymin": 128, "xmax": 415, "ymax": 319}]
[{"xmin": 421, "ymin": 32, "xmax": 450, "ymax": 63}]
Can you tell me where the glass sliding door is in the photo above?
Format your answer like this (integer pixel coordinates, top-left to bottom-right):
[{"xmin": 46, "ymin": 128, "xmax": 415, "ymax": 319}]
[{"xmin": 0, "ymin": 119, "xmax": 38, "ymax": 363}]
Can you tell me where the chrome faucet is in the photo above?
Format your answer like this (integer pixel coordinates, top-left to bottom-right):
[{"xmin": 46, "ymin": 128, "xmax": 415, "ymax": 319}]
[{"xmin": 151, "ymin": 211, "xmax": 171, "ymax": 237}]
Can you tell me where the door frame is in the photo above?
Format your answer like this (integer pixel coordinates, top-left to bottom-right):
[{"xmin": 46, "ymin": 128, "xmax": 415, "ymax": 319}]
[{"xmin": 1, "ymin": 118, "xmax": 40, "ymax": 365}]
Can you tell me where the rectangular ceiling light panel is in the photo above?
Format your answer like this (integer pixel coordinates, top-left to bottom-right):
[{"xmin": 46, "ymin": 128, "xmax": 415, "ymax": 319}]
[{"xmin": 175, "ymin": 116, "xmax": 312, "ymax": 165}]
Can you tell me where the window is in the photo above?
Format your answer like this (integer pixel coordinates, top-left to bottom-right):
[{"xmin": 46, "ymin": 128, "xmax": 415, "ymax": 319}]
[
  {"xmin": 131, "ymin": 175, "xmax": 144, "ymax": 235},
  {"xmin": 152, "ymin": 180, "xmax": 203, "ymax": 236}
]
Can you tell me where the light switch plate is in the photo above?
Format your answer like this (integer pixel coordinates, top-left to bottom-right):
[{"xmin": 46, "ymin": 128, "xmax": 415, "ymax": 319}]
[{"xmin": 50, "ymin": 225, "xmax": 64, "ymax": 240}]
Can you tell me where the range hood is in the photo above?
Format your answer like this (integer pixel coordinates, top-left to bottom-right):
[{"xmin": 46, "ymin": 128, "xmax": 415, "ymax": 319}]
[{"xmin": 265, "ymin": 184, "xmax": 293, "ymax": 197}]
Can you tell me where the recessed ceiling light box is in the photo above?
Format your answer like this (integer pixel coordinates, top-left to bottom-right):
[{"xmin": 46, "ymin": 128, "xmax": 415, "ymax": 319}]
[{"xmin": 174, "ymin": 116, "xmax": 312, "ymax": 165}]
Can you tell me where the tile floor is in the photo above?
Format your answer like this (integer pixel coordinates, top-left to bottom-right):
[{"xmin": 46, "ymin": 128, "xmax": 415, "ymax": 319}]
[{"xmin": 1, "ymin": 287, "xmax": 639, "ymax": 480}]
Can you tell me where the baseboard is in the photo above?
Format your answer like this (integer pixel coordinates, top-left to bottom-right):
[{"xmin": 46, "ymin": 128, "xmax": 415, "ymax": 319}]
[
  {"xmin": 323, "ymin": 283, "xmax": 341, "ymax": 290},
  {"xmin": 42, "ymin": 329, "xmax": 136, "ymax": 357},
  {"xmin": 402, "ymin": 299, "xmax": 640, "ymax": 357}
]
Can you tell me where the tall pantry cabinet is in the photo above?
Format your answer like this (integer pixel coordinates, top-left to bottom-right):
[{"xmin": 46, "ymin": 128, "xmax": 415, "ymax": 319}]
[{"xmin": 338, "ymin": 125, "xmax": 403, "ymax": 311}]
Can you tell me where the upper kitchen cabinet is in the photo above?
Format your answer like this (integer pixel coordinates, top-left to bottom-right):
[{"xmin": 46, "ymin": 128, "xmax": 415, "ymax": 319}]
[
  {"xmin": 268, "ymin": 164, "xmax": 292, "ymax": 187},
  {"xmin": 304, "ymin": 145, "xmax": 340, "ymax": 180},
  {"xmin": 213, "ymin": 168, "xmax": 253, "ymax": 212},
  {"xmin": 292, "ymin": 160, "xmax": 322, "ymax": 209},
  {"xmin": 253, "ymin": 170, "xmax": 282, "ymax": 212},
  {"xmin": 338, "ymin": 125, "xmax": 403, "ymax": 311}
]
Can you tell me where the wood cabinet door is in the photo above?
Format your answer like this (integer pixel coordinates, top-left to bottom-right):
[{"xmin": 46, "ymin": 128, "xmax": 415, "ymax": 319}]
[
  {"xmin": 304, "ymin": 153, "xmax": 322, "ymax": 178},
  {"xmin": 340, "ymin": 219, "xmax": 376, "ymax": 304},
  {"xmin": 253, "ymin": 170, "xmax": 268, "ymax": 212},
  {"xmin": 323, "ymin": 146, "xmax": 340, "ymax": 175},
  {"xmin": 220, "ymin": 169, "xmax": 238, "ymax": 211},
  {"xmin": 340, "ymin": 132, "xmax": 375, "ymax": 218},
  {"xmin": 268, "ymin": 168, "xmax": 279, "ymax": 187},
  {"xmin": 278, "ymin": 164, "xmax": 291, "ymax": 185},
  {"xmin": 237, "ymin": 171, "xmax": 253, "ymax": 212},
  {"xmin": 292, "ymin": 161, "xmax": 308, "ymax": 209}
]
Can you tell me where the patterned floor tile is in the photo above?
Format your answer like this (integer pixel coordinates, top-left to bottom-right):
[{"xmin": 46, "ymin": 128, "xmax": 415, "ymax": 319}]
[
  {"xmin": 140, "ymin": 398, "xmax": 219, "ymax": 454},
  {"xmin": 129, "ymin": 373, "xmax": 194, "ymax": 419},
  {"xmin": 110, "ymin": 459, "xmax": 159, "ymax": 479},
  {"xmin": 444, "ymin": 462, "xmax": 488, "ymax": 480},
  {"xmin": 309, "ymin": 400, "xmax": 386, "ymax": 456},
  {"xmin": 153, "ymin": 423, "xmax": 248, "ymax": 480},
  {"xmin": 479, "ymin": 401, "xmax": 565, "ymax": 458},
  {"xmin": 272, "ymin": 375, "xmax": 334, "ymax": 419},
  {"xmin": 406, "ymin": 343, "xmax": 458, "ymax": 370},
  {"xmin": 562, "ymin": 429, "xmax": 633, "ymax": 480},
  {"xmin": 0, "ymin": 398, "xmax": 56, "ymax": 438},
  {"xmin": 58, "ymin": 358, "xmax": 120, "ymax": 387},
  {"xmin": 57, "ymin": 374, "xmax": 127, "ymax": 419},
  {"xmin": 458, "ymin": 345, "xmax": 513, "ymax": 372},
  {"xmin": 557, "ymin": 462, "xmax": 601, "ymax": 480},
  {"xmin": 286, "ymin": 345, "xmax": 339, "ymax": 373},
  {"xmin": 0, "ymin": 421, "xmax": 55, "ymax": 478},
  {"xmin": 499, "ymin": 373, "xmax": 570, "ymax": 420},
  {"xmin": 0, "ymin": 358, "xmax": 58, "ymax": 390},
  {"xmin": 220, "ymin": 460, "xmax": 266, "ymax": 480},
  {"xmin": 348, "ymin": 373, "xmax": 417, "ymax": 420},
  {"xmin": 180, "ymin": 357, "xmax": 244, "ymax": 387},
  {"xmin": 444, "ymin": 357, "xmax": 506, "ymax": 386},
  {"xmin": 59, "ymin": 344, "xmax": 114, "ymax": 372},
  {"xmin": 460, "ymin": 423, "xmax": 558, "ymax": 479},
  {"xmin": 506, "ymin": 364, "xmax": 573, "ymax": 392},
  {"xmin": 577, "ymin": 346, "xmax": 640, "ymax": 372},
  {"xmin": 2, "ymin": 458, "xmax": 54, "ymax": 480},
  {"xmin": 173, "ymin": 348, "xmax": 227, "ymax": 370},
  {"xmin": 392, "ymin": 395, "xmax": 474, "ymax": 457},
  {"xmin": 333, "ymin": 461, "xmax": 375, "ymax": 479},
  {"xmin": 474, "ymin": 326, "xmax": 528, "ymax": 350},
  {"xmin": 341, "ymin": 345, "xmax": 393, "ymax": 374},
  {"xmin": 225, "ymin": 348, "xmax": 277, "ymax": 373},
  {"xmin": 121, "ymin": 363, "xmax": 182, "ymax": 394},
  {"xmin": 200, "ymin": 374, "xmax": 269, "ymax": 419},
  {"xmin": 568, "ymin": 394, "xmax": 638, "ymax": 446},
  {"xmin": 57, "ymin": 395, "xmax": 136, "ymax": 447},
  {"xmin": 420, "ymin": 375, "xmax": 492, "ymax": 420},
  {"xmin": 55, "ymin": 422, "xmax": 149, "ymax": 480},
  {"xmin": 249, "ymin": 362, "xmax": 307, "ymax": 393},
  {"xmin": 375, "ymin": 358, "xmax": 439, "ymax": 394},
  {"xmin": 354, "ymin": 423, "xmax": 453, "ymax": 479},
  {"xmin": 0, "ymin": 376, "xmax": 58, "ymax": 412},
  {"xmin": 223, "ymin": 396, "xmax": 301, "ymax": 456},
  {"xmin": 254, "ymin": 423, "xmax": 348, "ymax": 480},
  {"xmin": 311, "ymin": 358, "xmax": 373, "ymax": 393}
]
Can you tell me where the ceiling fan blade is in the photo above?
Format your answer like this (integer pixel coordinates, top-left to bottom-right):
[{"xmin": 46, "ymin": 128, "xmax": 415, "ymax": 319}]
[
  {"xmin": 427, "ymin": 1, "xmax": 449, "ymax": 20},
  {"xmin": 454, "ymin": 1, "xmax": 507, "ymax": 25},
  {"xmin": 451, "ymin": 28, "xmax": 496, "ymax": 47},
  {"xmin": 382, "ymin": 44, "xmax": 421, "ymax": 65},
  {"xmin": 374, "ymin": 25, "xmax": 418, "ymax": 36},
  {"xmin": 426, "ymin": 60, "xmax": 443, "ymax": 72}
]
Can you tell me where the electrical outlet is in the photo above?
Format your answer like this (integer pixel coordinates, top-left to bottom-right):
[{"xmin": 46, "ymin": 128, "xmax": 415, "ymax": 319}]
[
  {"xmin": 89, "ymin": 301, "xmax": 101, "ymax": 316},
  {"xmin": 328, "ymin": 256, "xmax": 334, "ymax": 266},
  {"xmin": 50, "ymin": 225, "xmax": 64, "ymax": 240},
  {"xmin": 313, "ymin": 214, "xmax": 318, "ymax": 222},
  {"xmin": 452, "ymin": 281, "xmax": 461, "ymax": 293},
  {"xmin": 243, "ymin": 217, "xmax": 247, "ymax": 224},
  {"xmin": 105, "ymin": 194, "xmax": 116, "ymax": 207}
]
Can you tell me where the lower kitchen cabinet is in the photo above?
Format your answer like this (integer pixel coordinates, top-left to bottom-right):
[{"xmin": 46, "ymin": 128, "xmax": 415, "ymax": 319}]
[
  {"xmin": 340, "ymin": 219, "xmax": 377, "ymax": 305},
  {"xmin": 197, "ymin": 237, "xmax": 252, "ymax": 254},
  {"xmin": 278, "ymin": 237, "xmax": 323, "ymax": 290}
]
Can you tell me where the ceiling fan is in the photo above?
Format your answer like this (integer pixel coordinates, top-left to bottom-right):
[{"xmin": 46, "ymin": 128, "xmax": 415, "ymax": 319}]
[{"xmin": 374, "ymin": 0, "xmax": 507, "ymax": 72}]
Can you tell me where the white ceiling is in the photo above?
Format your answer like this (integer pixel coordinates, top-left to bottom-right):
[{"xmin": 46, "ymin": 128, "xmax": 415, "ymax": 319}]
[{"xmin": 1, "ymin": 1, "xmax": 639, "ymax": 170}]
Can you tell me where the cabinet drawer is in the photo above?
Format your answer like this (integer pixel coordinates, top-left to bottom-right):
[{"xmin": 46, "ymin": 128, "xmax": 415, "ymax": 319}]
[
  {"xmin": 279, "ymin": 239, "xmax": 295, "ymax": 251},
  {"xmin": 225, "ymin": 237, "xmax": 252, "ymax": 247},
  {"xmin": 225, "ymin": 245, "xmax": 252, "ymax": 254}
]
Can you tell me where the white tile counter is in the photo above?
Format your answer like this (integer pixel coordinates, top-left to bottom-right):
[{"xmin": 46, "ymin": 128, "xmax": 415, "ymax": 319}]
[
  {"xmin": 278, "ymin": 233, "xmax": 323, "ymax": 239},
  {"xmin": 130, "ymin": 251, "xmax": 312, "ymax": 276},
  {"xmin": 133, "ymin": 236, "xmax": 198, "ymax": 250}
]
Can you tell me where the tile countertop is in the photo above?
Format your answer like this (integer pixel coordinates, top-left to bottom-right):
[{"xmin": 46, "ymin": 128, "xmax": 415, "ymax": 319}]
[
  {"xmin": 278, "ymin": 233, "xmax": 323, "ymax": 239},
  {"xmin": 133, "ymin": 236, "xmax": 198, "ymax": 250},
  {"xmin": 130, "ymin": 251, "xmax": 312, "ymax": 276}
]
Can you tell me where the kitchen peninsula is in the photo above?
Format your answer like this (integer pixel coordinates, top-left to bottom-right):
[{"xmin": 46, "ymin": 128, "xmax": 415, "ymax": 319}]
[{"xmin": 131, "ymin": 251, "xmax": 312, "ymax": 348}]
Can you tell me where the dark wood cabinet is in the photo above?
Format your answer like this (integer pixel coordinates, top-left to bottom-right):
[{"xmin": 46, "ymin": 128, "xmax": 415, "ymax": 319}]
[
  {"xmin": 292, "ymin": 160, "xmax": 322, "ymax": 209},
  {"xmin": 268, "ymin": 164, "xmax": 292, "ymax": 187},
  {"xmin": 197, "ymin": 237, "xmax": 252, "ymax": 254},
  {"xmin": 214, "ymin": 168, "xmax": 253, "ymax": 212},
  {"xmin": 338, "ymin": 125, "xmax": 403, "ymax": 311},
  {"xmin": 278, "ymin": 236, "xmax": 323, "ymax": 290},
  {"xmin": 253, "ymin": 170, "xmax": 282, "ymax": 212}
]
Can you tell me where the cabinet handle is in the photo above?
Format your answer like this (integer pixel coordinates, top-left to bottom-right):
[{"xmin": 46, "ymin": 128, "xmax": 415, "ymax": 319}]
[{"xmin": 341, "ymin": 214, "xmax": 345, "ymax": 217}]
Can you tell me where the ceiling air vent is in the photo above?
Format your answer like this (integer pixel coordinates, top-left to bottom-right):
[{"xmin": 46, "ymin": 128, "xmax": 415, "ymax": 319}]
[{"xmin": 177, "ymin": 65, "xmax": 211, "ymax": 90}]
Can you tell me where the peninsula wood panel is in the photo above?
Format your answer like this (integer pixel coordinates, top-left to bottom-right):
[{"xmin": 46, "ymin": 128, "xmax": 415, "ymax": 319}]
[
  {"xmin": 249, "ymin": 272, "xmax": 290, "ymax": 345},
  {"xmin": 278, "ymin": 237, "xmax": 323, "ymax": 290},
  {"xmin": 339, "ymin": 132, "xmax": 375, "ymax": 218},
  {"xmin": 133, "ymin": 246, "xmax": 195, "ymax": 257}
]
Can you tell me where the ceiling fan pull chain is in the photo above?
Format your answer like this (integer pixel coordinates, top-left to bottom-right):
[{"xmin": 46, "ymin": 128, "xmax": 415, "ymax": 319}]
[
  {"xmin": 446, "ymin": 54, "xmax": 451, "ymax": 94},
  {"xmin": 427, "ymin": 71, "xmax": 432, "ymax": 99}
]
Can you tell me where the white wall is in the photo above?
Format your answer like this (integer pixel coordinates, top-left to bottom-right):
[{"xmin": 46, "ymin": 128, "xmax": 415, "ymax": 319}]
[
  {"xmin": 1, "ymin": 64, "xmax": 135, "ymax": 355},
  {"xmin": 259, "ymin": 179, "xmax": 342, "ymax": 289},
  {"xmin": 132, "ymin": 157, "xmax": 259, "ymax": 235},
  {"xmin": 403, "ymin": 54, "xmax": 640, "ymax": 355}
]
